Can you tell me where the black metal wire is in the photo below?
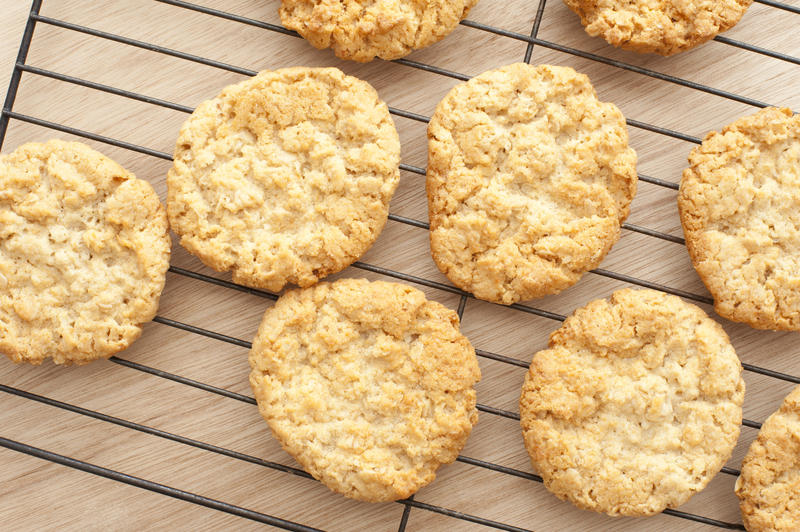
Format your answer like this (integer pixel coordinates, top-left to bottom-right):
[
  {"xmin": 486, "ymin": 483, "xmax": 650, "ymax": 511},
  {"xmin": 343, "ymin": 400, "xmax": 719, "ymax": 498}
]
[
  {"xmin": 0, "ymin": 0, "xmax": 41, "ymax": 149},
  {"xmin": 0, "ymin": 384, "xmax": 534, "ymax": 532},
  {"xmin": 2, "ymin": 0, "xmax": 798, "ymax": 529},
  {"xmin": 523, "ymin": 0, "xmax": 548, "ymax": 63},
  {"xmin": 0, "ymin": 437, "xmax": 325, "ymax": 532},
  {"xmin": 713, "ymin": 35, "xmax": 800, "ymax": 66},
  {"xmin": 148, "ymin": 313, "xmax": 768, "ymax": 432},
  {"xmin": 743, "ymin": 419, "xmax": 764, "ymax": 430},
  {"xmin": 40, "ymin": 0, "xmax": 781, "ymax": 151},
  {"xmin": 0, "ymin": 384, "xmax": 311, "ymax": 480},
  {"xmin": 638, "ymin": 173, "xmax": 680, "ymax": 190},
  {"xmin": 754, "ymin": 0, "xmax": 800, "ymax": 14},
  {"xmin": 399, "ymin": 296, "xmax": 470, "ymax": 532},
  {"xmin": 14, "ymin": 61, "xmax": 692, "ymax": 236},
  {"xmin": 458, "ymin": 18, "xmax": 789, "ymax": 110},
  {"xmin": 396, "ymin": 495, "xmax": 414, "ymax": 531},
  {"xmin": 589, "ymin": 269, "xmax": 715, "ymax": 305},
  {"xmin": 661, "ymin": 509, "xmax": 744, "ymax": 531},
  {"xmin": 168, "ymin": 266, "xmax": 279, "ymax": 300},
  {"xmin": 154, "ymin": 313, "xmax": 525, "ymax": 422},
  {"xmin": 151, "ymin": 0, "xmax": 799, "ymax": 112},
  {"xmin": 25, "ymin": 12, "xmax": 705, "ymax": 164}
]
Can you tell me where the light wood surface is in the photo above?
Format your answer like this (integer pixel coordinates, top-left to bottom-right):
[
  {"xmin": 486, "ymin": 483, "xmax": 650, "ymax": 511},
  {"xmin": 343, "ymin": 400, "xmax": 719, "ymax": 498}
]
[{"xmin": 1, "ymin": 1, "xmax": 799, "ymax": 531}]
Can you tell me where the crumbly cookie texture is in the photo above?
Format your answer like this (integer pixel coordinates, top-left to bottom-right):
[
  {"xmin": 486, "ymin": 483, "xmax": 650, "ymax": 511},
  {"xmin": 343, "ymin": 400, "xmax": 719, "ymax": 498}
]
[
  {"xmin": 679, "ymin": 107, "xmax": 800, "ymax": 331},
  {"xmin": 279, "ymin": 0, "xmax": 478, "ymax": 62},
  {"xmin": 0, "ymin": 140, "xmax": 171, "ymax": 365},
  {"xmin": 520, "ymin": 289, "xmax": 745, "ymax": 516},
  {"xmin": 736, "ymin": 385, "xmax": 800, "ymax": 531},
  {"xmin": 563, "ymin": 0, "xmax": 752, "ymax": 55},
  {"xmin": 428, "ymin": 63, "xmax": 637, "ymax": 305},
  {"xmin": 249, "ymin": 278, "xmax": 480, "ymax": 502},
  {"xmin": 167, "ymin": 67, "xmax": 400, "ymax": 292}
]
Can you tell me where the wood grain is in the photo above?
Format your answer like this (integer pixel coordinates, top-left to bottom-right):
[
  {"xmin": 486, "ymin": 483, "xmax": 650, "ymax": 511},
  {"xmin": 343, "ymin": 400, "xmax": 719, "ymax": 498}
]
[{"xmin": 1, "ymin": 1, "xmax": 799, "ymax": 531}]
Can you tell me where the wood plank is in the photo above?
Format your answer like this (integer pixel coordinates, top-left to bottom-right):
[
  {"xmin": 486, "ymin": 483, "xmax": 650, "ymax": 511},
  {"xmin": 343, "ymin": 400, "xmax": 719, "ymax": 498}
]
[{"xmin": 1, "ymin": 1, "xmax": 799, "ymax": 530}]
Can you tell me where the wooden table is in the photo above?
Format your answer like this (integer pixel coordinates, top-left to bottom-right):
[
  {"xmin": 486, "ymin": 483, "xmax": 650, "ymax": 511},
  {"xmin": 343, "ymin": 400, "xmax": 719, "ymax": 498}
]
[{"xmin": 1, "ymin": 1, "xmax": 799, "ymax": 530}]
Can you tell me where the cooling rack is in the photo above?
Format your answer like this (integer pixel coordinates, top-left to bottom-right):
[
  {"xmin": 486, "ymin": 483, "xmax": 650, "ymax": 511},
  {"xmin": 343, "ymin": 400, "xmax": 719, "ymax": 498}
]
[{"xmin": 1, "ymin": 1, "xmax": 800, "ymax": 530}]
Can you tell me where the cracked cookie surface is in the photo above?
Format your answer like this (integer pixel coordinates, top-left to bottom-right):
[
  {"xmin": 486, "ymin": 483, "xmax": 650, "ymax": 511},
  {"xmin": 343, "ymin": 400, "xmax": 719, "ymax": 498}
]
[
  {"xmin": 679, "ymin": 107, "xmax": 800, "ymax": 331},
  {"xmin": 249, "ymin": 278, "xmax": 480, "ymax": 502},
  {"xmin": 563, "ymin": 0, "xmax": 752, "ymax": 55},
  {"xmin": 167, "ymin": 67, "xmax": 400, "ymax": 292},
  {"xmin": 736, "ymin": 385, "xmax": 800, "ymax": 531},
  {"xmin": 427, "ymin": 63, "xmax": 637, "ymax": 305},
  {"xmin": 280, "ymin": 0, "xmax": 478, "ymax": 62},
  {"xmin": 0, "ymin": 140, "xmax": 170, "ymax": 365},
  {"xmin": 520, "ymin": 289, "xmax": 744, "ymax": 516}
]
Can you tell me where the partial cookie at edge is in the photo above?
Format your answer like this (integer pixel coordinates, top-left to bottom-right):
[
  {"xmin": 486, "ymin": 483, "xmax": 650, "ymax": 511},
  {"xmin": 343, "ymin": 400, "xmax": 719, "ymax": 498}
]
[
  {"xmin": 279, "ymin": 0, "xmax": 478, "ymax": 62},
  {"xmin": 563, "ymin": 0, "xmax": 752, "ymax": 55},
  {"xmin": 679, "ymin": 107, "xmax": 800, "ymax": 331},
  {"xmin": 0, "ymin": 140, "xmax": 171, "ymax": 365},
  {"xmin": 736, "ymin": 385, "xmax": 800, "ymax": 532}
]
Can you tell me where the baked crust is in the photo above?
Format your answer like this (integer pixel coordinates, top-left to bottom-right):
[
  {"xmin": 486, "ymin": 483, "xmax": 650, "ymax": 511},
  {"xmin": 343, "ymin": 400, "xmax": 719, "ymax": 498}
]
[
  {"xmin": 249, "ymin": 278, "xmax": 481, "ymax": 502},
  {"xmin": 167, "ymin": 67, "xmax": 400, "ymax": 292},
  {"xmin": 563, "ymin": 0, "xmax": 752, "ymax": 55},
  {"xmin": 679, "ymin": 107, "xmax": 800, "ymax": 331},
  {"xmin": 0, "ymin": 140, "xmax": 171, "ymax": 365},
  {"xmin": 427, "ymin": 63, "xmax": 637, "ymax": 305},
  {"xmin": 280, "ymin": 0, "xmax": 478, "ymax": 62},
  {"xmin": 736, "ymin": 385, "xmax": 800, "ymax": 532},
  {"xmin": 520, "ymin": 288, "xmax": 745, "ymax": 516}
]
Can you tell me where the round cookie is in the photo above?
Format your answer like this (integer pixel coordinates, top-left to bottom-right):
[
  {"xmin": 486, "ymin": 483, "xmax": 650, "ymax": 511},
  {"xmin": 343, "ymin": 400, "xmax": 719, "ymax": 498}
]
[
  {"xmin": 249, "ymin": 278, "xmax": 480, "ymax": 502},
  {"xmin": 520, "ymin": 288, "xmax": 745, "ymax": 516},
  {"xmin": 0, "ymin": 140, "xmax": 171, "ymax": 365},
  {"xmin": 427, "ymin": 63, "xmax": 637, "ymax": 305},
  {"xmin": 679, "ymin": 107, "xmax": 800, "ymax": 331},
  {"xmin": 167, "ymin": 67, "xmax": 400, "ymax": 292},
  {"xmin": 563, "ymin": 0, "xmax": 752, "ymax": 55},
  {"xmin": 736, "ymin": 385, "xmax": 800, "ymax": 531},
  {"xmin": 279, "ymin": 0, "xmax": 478, "ymax": 62}
]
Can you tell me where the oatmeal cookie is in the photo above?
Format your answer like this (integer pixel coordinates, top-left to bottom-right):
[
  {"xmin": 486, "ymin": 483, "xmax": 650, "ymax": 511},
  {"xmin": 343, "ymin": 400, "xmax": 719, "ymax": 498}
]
[
  {"xmin": 427, "ymin": 63, "xmax": 637, "ymax": 305},
  {"xmin": 0, "ymin": 140, "xmax": 171, "ymax": 365},
  {"xmin": 736, "ymin": 385, "xmax": 800, "ymax": 531},
  {"xmin": 249, "ymin": 278, "xmax": 480, "ymax": 502},
  {"xmin": 520, "ymin": 288, "xmax": 745, "ymax": 516},
  {"xmin": 563, "ymin": 0, "xmax": 752, "ymax": 55},
  {"xmin": 679, "ymin": 107, "xmax": 800, "ymax": 331},
  {"xmin": 167, "ymin": 67, "xmax": 400, "ymax": 292},
  {"xmin": 280, "ymin": 0, "xmax": 478, "ymax": 62}
]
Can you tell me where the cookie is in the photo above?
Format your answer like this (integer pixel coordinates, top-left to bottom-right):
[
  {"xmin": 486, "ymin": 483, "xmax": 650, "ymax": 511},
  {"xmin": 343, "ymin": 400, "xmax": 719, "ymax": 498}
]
[
  {"xmin": 0, "ymin": 140, "xmax": 171, "ymax": 365},
  {"xmin": 563, "ymin": 0, "xmax": 752, "ymax": 55},
  {"xmin": 167, "ymin": 67, "xmax": 400, "ymax": 292},
  {"xmin": 248, "ymin": 278, "xmax": 480, "ymax": 502},
  {"xmin": 520, "ymin": 289, "xmax": 745, "ymax": 516},
  {"xmin": 279, "ymin": 0, "xmax": 478, "ymax": 62},
  {"xmin": 736, "ymin": 385, "xmax": 800, "ymax": 531},
  {"xmin": 427, "ymin": 63, "xmax": 637, "ymax": 305},
  {"xmin": 679, "ymin": 107, "xmax": 800, "ymax": 331}
]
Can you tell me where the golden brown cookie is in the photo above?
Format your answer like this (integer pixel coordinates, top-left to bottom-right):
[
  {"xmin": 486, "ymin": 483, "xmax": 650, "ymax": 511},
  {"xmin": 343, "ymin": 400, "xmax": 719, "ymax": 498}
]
[
  {"xmin": 167, "ymin": 67, "xmax": 400, "ymax": 292},
  {"xmin": 679, "ymin": 107, "xmax": 800, "ymax": 331},
  {"xmin": 0, "ymin": 140, "xmax": 171, "ymax": 365},
  {"xmin": 249, "ymin": 278, "xmax": 480, "ymax": 502},
  {"xmin": 563, "ymin": 0, "xmax": 752, "ymax": 55},
  {"xmin": 279, "ymin": 0, "xmax": 478, "ymax": 62},
  {"xmin": 427, "ymin": 63, "xmax": 637, "ymax": 305},
  {"xmin": 736, "ymin": 385, "xmax": 800, "ymax": 531},
  {"xmin": 520, "ymin": 289, "xmax": 745, "ymax": 516}
]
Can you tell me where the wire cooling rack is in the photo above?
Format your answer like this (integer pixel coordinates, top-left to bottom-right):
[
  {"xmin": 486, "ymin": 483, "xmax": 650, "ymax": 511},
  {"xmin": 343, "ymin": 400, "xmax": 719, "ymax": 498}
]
[{"xmin": 2, "ymin": 1, "xmax": 800, "ymax": 530}]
